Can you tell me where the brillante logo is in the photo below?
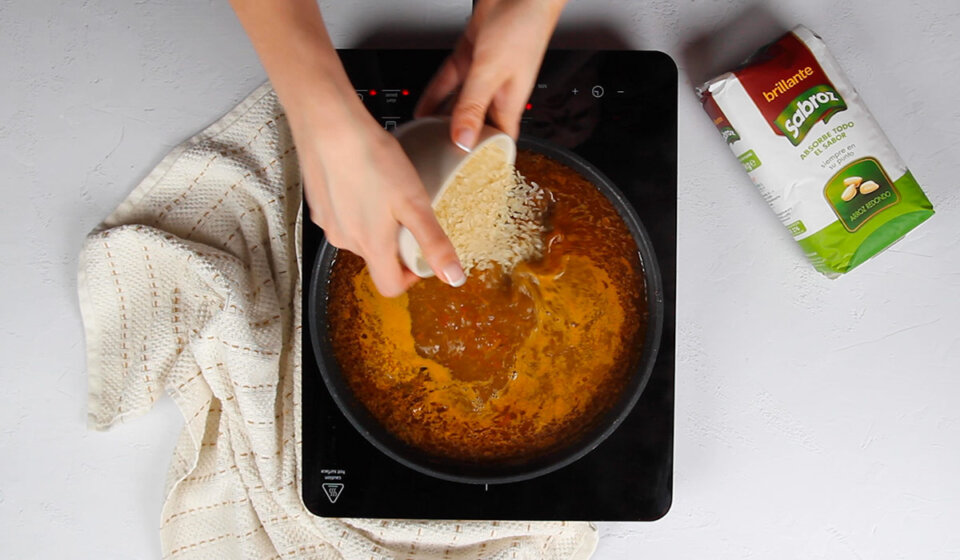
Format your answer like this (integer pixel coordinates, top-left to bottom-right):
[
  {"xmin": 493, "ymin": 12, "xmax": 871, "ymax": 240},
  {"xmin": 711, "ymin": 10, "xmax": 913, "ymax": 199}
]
[
  {"xmin": 775, "ymin": 85, "xmax": 847, "ymax": 146},
  {"xmin": 762, "ymin": 66, "xmax": 815, "ymax": 102}
]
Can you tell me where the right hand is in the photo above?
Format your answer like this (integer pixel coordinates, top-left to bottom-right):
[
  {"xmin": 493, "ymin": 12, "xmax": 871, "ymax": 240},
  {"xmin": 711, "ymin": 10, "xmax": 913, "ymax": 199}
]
[
  {"xmin": 415, "ymin": 0, "xmax": 566, "ymax": 148},
  {"xmin": 291, "ymin": 89, "xmax": 465, "ymax": 297}
]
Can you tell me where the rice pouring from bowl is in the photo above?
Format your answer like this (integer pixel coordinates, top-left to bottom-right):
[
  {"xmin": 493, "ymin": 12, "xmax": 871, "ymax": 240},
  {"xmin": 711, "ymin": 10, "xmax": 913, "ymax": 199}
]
[{"xmin": 394, "ymin": 117, "xmax": 535, "ymax": 278}]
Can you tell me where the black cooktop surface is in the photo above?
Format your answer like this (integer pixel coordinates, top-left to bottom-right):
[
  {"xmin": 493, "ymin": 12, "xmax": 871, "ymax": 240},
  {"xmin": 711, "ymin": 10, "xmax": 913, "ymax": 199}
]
[{"xmin": 302, "ymin": 49, "xmax": 676, "ymax": 521}]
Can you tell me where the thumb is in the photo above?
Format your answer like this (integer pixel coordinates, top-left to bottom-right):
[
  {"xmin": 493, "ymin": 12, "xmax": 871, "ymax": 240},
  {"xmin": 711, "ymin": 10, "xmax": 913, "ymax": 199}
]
[{"xmin": 450, "ymin": 63, "xmax": 499, "ymax": 151}]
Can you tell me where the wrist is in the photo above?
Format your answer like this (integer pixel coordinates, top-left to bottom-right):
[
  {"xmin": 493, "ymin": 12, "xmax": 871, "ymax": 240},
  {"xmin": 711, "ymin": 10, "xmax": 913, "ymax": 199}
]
[
  {"xmin": 280, "ymin": 74, "xmax": 386, "ymax": 159},
  {"xmin": 262, "ymin": 33, "xmax": 348, "ymax": 110},
  {"xmin": 262, "ymin": 40, "xmax": 376, "ymax": 145},
  {"xmin": 231, "ymin": 1, "xmax": 367, "ymax": 132}
]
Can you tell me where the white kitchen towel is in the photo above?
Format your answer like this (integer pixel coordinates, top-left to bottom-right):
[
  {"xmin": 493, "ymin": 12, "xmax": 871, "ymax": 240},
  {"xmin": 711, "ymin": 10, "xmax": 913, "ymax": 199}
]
[{"xmin": 77, "ymin": 82, "xmax": 598, "ymax": 560}]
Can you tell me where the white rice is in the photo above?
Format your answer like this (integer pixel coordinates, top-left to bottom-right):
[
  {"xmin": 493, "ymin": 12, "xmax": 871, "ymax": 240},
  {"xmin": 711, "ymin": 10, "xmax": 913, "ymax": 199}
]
[{"xmin": 433, "ymin": 144, "xmax": 545, "ymax": 274}]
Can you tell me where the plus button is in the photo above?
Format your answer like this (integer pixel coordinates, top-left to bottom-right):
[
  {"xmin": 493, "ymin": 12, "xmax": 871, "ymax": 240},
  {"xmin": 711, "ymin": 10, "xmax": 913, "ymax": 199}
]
[{"xmin": 571, "ymin": 88, "xmax": 579, "ymax": 95}]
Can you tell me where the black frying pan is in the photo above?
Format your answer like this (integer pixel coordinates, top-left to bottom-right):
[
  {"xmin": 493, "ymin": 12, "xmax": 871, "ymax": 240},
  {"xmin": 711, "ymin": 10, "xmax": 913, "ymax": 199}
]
[{"xmin": 308, "ymin": 136, "xmax": 664, "ymax": 484}]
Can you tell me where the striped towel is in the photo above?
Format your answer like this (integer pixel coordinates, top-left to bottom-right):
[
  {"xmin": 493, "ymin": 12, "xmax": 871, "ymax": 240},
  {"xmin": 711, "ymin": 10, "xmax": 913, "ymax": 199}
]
[{"xmin": 78, "ymin": 82, "xmax": 598, "ymax": 560}]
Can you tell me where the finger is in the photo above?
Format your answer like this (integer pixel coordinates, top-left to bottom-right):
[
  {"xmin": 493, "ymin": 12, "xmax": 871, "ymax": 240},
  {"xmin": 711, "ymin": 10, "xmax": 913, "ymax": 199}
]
[
  {"xmin": 394, "ymin": 192, "xmax": 465, "ymax": 288},
  {"xmin": 302, "ymin": 171, "xmax": 332, "ymax": 227},
  {"xmin": 414, "ymin": 56, "xmax": 463, "ymax": 118},
  {"xmin": 450, "ymin": 62, "xmax": 500, "ymax": 151},
  {"xmin": 399, "ymin": 268, "xmax": 420, "ymax": 291},
  {"xmin": 308, "ymin": 203, "xmax": 328, "ymax": 230},
  {"xmin": 320, "ymin": 223, "xmax": 359, "ymax": 256},
  {"xmin": 303, "ymin": 177, "xmax": 360, "ymax": 254},
  {"xmin": 308, "ymin": 196, "xmax": 337, "ymax": 238},
  {"xmin": 303, "ymin": 175, "xmax": 351, "ymax": 252},
  {"xmin": 487, "ymin": 83, "xmax": 525, "ymax": 139},
  {"xmin": 364, "ymin": 240, "xmax": 411, "ymax": 298}
]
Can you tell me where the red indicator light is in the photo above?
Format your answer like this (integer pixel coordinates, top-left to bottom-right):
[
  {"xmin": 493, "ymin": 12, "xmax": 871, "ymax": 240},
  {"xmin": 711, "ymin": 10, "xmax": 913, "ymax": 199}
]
[
  {"xmin": 369, "ymin": 89, "xmax": 378, "ymax": 96},
  {"xmin": 525, "ymin": 103, "xmax": 533, "ymax": 110},
  {"xmin": 402, "ymin": 89, "xmax": 410, "ymax": 96}
]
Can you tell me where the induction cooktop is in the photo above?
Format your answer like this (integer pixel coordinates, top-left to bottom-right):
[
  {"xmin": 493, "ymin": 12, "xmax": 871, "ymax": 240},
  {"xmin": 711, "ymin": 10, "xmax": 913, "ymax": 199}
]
[{"xmin": 302, "ymin": 49, "xmax": 676, "ymax": 521}]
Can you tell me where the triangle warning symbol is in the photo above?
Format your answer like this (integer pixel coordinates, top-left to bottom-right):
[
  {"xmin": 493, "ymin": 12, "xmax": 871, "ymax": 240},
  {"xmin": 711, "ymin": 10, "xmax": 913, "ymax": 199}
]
[{"xmin": 322, "ymin": 483, "xmax": 344, "ymax": 504}]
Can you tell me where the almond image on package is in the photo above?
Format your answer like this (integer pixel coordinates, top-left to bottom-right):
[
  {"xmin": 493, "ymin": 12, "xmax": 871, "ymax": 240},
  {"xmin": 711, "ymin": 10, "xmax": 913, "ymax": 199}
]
[{"xmin": 698, "ymin": 25, "xmax": 934, "ymax": 277}]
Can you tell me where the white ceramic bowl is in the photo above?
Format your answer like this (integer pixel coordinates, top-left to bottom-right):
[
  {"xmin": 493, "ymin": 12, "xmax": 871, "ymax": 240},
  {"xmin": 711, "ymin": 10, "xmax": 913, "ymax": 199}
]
[{"xmin": 393, "ymin": 117, "xmax": 516, "ymax": 278}]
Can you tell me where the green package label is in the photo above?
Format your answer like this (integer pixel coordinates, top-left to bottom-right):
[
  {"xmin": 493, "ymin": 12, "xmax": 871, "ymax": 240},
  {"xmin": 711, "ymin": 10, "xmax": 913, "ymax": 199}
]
[
  {"xmin": 738, "ymin": 149, "xmax": 762, "ymax": 172},
  {"xmin": 799, "ymin": 169, "xmax": 934, "ymax": 277},
  {"xmin": 775, "ymin": 85, "xmax": 847, "ymax": 146},
  {"xmin": 824, "ymin": 158, "xmax": 899, "ymax": 232}
]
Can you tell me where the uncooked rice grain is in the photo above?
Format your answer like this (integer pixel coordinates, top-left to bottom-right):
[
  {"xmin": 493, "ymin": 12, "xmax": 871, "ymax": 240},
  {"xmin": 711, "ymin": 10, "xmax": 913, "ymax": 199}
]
[{"xmin": 433, "ymin": 144, "xmax": 545, "ymax": 274}]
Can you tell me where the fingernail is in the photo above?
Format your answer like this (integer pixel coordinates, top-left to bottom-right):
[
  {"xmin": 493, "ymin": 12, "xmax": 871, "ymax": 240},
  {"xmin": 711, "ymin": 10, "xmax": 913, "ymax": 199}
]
[
  {"xmin": 441, "ymin": 263, "xmax": 466, "ymax": 287},
  {"xmin": 454, "ymin": 128, "xmax": 476, "ymax": 152}
]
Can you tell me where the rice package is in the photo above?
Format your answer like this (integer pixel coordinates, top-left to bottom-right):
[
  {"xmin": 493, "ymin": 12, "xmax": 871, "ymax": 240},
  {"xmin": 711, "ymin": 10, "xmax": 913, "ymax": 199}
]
[{"xmin": 697, "ymin": 25, "xmax": 934, "ymax": 277}]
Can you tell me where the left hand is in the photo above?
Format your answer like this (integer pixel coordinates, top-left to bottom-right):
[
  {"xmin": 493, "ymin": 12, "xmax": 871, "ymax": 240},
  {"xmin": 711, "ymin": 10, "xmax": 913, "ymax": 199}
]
[{"xmin": 415, "ymin": 0, "xmax": 567, "ymax": 147}]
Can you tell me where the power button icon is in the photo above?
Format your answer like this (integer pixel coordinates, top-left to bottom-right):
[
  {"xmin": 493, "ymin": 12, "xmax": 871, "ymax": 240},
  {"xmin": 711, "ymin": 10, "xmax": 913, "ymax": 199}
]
[{"xmin": 591, "ymin": 85, "xmax": 604, "ymax": 98}]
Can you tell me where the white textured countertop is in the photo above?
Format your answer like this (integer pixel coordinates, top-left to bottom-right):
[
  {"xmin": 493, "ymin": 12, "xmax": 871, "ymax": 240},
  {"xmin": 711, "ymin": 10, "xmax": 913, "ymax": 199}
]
[{"xmin": 2, "ymin": 1, "xmax": 959, "ymax": 557}]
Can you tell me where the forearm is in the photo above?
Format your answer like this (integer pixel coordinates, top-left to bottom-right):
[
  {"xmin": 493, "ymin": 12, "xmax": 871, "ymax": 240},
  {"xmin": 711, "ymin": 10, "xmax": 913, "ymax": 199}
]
[
  {"xmin": 475, "ymin": 0, "xmax": 567, "ymax": 26},
  {"xmin": 229, "ymin": 0, "xmax": 365, "ymax": 132}
]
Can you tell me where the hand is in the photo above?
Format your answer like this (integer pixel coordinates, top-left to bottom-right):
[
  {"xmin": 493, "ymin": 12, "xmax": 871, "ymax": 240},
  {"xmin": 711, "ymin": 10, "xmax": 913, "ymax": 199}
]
[
  {"xmin": 229, "ymin": 0, "xmax": 464, "ymax": 297},
  {"xmin": 415, "ymin": 0, "xmax": 567, "ymax": 147},
  {"xmin": 294, "ymin": 93, "xmax": 465, "ymax": 297}
]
